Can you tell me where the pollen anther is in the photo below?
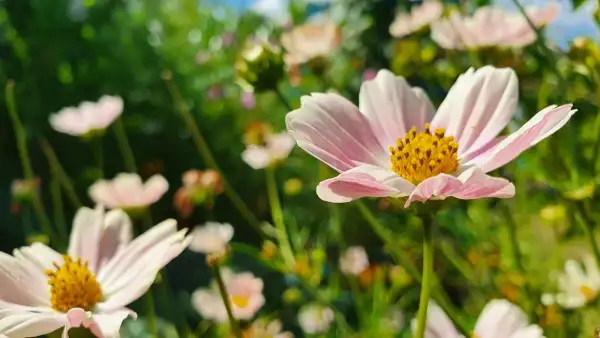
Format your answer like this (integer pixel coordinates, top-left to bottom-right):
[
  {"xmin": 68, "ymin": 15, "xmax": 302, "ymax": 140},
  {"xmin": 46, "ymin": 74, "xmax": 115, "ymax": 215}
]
[{"xmin": 45, "ymin": 255, "xmax": 103, "ymax": 312}]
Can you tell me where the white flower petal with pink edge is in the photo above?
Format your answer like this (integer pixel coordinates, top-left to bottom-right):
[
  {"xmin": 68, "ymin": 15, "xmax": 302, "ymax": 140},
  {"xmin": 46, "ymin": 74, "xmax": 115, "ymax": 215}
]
[
  {"xmin": 0, "ymin": 205, "xmax": 190, "ymax": 338},
  {"xmin": 188, "ymin": 222, "xmax": 234, "ymax": 254},
  {"xmin": 88, "ymin": 173, "xmax": 169, "ymax": 209},
  {"xmin": 49, "ymin": 96, "xmax": 123, "ymax": 136},
  {"xmin": 281, "ymin": 21, "xmax": 340, "ymax": 66},
  {"xmin": 286, "ymin": 66, "xmax": 575, "ymax": 207},
  {"xmin": 389, "ymin": 1, "xmax": 443, "ymax": 38}
]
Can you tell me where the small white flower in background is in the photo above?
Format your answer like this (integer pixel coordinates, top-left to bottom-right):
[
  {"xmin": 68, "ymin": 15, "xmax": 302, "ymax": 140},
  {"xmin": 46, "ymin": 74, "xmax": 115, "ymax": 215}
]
[
  {"xmin": 339, "ymin": 246, "xmax": 369, "ymax": 276},
  {"xmin": 192, "ymin": 269, "xmax": 265, "ymax": 322},
  {"xmin": 49, "ymin": 95, "xmax": 123, "ymax": 137},
  {"xmin": 89, "ymin": 173, "xmax": 169, "ymax": 211},
  {"xmin": 188, "ymin": 222, "xmax": 234, "ymax": 255},
  {"xmin": 244, "ymin": 318, "xmax": 294, "ymax": 338},
  {"xmin": 242, "ymin": 132, "xmax": 296, "ymax": 169},
  {"xmin": 281, "ymin": 21, "xmax": 341, "ymax": 66},
  {"xmin": 298, "ymin": 304, "xmax": 334, "ymax": 334},
  {"xmin": 431, "ymin": 3, "xmax": 558, "ymax": 50},
  {"xmin": 0, "ymin": 206, "xmax": 190, "ymax": 337},
  {"xmin": 413, "ymin": 299, "xmax": 545, "ymax": 338},
  {"xmin": 542, "ymin": 255, "xmax": 600, "ymax": 309},
  {"xmin": 389, "ymin": 1, "xmax": 444, "ymax": 38}
]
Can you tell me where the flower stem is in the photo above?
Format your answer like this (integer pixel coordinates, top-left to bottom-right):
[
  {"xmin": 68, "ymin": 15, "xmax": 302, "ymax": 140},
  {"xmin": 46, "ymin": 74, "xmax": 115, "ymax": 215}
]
[
  {"xmin": 574, "ymin": 201, "xmax": 600, "ymax": 269},
  {"xmin": 50, "ymin": 174, "xmax": 68, "ymax": 248},
  {"xmin": 163, "ymin": 73, "xmax": 265, "ymax": 238},
  {"xmin": 144, "ymin": 290, "xmax": 159, "ymax": 337},
  {"xmin": 415, "ymin": 214, "xmax": 435, "ymax": 338},
  {"xmin": 274, "ymin": 86, "xmax": 293, "ymax": 111},
  {"xmin": 211, "ymin": 263, "xmax": 243, "ymax": 338},
  {"xmin": 93, "ymin": 137, "xmax": 104, "ymax": 179},
  {"xmin": 113, "ymin": 118, "xmax": 137, "ymax": 173},
  {"xmin": 40, "ymin": 138, "xmax": 82, "ymax": 208},
  {"xmin": 265, "ymin": 166, "xmax": 295, "ymax": 268},
  {"xmin": 5, "ymin": 81, "xmax": 55, "ymax": 240}
]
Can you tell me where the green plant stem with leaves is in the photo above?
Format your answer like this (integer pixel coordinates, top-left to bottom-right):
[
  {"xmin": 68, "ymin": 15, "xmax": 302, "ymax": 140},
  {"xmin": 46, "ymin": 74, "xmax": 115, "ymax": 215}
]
[
  {"xmin": 265, "ymin": 166, "xmax": 295, "ymax": 268},
  {"xmin": 40, "ymin": 138, "xmax": 82, "ymax": 208},
  {"xmin": 5, "ymin": 81, "xmax": 56, "ymax": 241},
  {"xmin": 414, "ymin": 214, "xmax": 435, "ymax": 338},
  {"xmin": 211, "ymin": 263, "xmax": 244, "ymax": 338},
  {"xmin": 164, "ymin": 73, "xmax": 265, "ymax": 238}
]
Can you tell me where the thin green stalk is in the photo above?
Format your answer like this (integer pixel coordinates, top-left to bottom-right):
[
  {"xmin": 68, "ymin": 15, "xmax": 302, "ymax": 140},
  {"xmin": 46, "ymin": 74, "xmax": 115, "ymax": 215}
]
[
  {"xmin": 93, "ymin": 137, "xmax": 104, "ymax": 178},
  {"xmin": 265, "ymin": 166, "xmax": 295, "ymax": 268},
  {"xmin": 5, "ymin": 81, "xmax": 55, "ymax": 240},
  {"xmin": 274, "ymin": 86, "xmax": 293, "ymax": 111},
  {"xmin": 211, "ymin": 263, "xmax": 244, "ymax": 338},
  {"xmin": 573, "ymin": 201, "xmax": 600, "ymax": 269},
  {"xmin": 50, "ymin": 174, "xmax": 68, "ymax": 247},
  {"xmin": 163, "ymin": 74, "xmax": 265, "ymax": 238},
  {"xmin": 415, "ymin": 215, "xmax": 435, "ymax": 338},
  {"xmin": 144, "ymin": 291, "xmax": 158, "ymax": 338},
  {"xmin": 112, "ymin": 118, "xmax": 137, "ymax": 172},
  {"xmin": 40, "ymin": 138, "xmax": 82, "ymax": 208}
]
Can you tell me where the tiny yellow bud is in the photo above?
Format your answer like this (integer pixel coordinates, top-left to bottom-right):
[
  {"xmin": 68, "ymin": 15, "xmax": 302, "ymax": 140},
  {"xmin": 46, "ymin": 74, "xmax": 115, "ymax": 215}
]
[{"xmin": 283, "ymin": 178, "xmax": 303, "ymax": 196}]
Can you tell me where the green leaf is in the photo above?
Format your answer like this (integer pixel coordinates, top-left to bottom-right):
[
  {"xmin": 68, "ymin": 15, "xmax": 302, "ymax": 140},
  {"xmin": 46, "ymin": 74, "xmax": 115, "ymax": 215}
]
[{"xmin": 572, "ymin": 0, "xmax": 587, "ymax": 9}]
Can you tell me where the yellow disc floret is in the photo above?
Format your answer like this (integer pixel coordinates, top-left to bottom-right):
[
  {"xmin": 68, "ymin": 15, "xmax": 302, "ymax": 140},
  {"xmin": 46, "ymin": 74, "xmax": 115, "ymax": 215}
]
[
  {"xmin": 389, "ymin": 123, "xmax": 459, "ymax": 184},
  {"xmin": 45, "ymin": 255, "xmax": 103, "ymax": 312}
]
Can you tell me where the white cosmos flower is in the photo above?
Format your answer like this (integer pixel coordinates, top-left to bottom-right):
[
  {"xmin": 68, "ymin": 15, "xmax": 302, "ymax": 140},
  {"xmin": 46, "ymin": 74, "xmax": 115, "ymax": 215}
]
[
  {"xmin": 339, "ymin": 246, "xmax": 369, "ymax": 276},
  {"xmin": 542, "ymin": 255, "xmax": 600, "ymax": 309},
  {"xmin": 297, "ymin": 304, "xmax": 334, "ymax": 334},
  {"xmin": 188, "ymin": 222, "xmax": 234, "ymax": 254},
  {"xmin": 50, "ymin": 96, "xmax": 123, "ymax": 137},
  {"xmin": 88, "ymin": 173, "xmax": 169, "ymax": 210}
]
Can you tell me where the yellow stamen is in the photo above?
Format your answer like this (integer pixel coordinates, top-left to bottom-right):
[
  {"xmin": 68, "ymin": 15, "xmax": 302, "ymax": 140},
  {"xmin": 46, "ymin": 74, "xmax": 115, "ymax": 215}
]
[
  {"xmin": 580, "ymin": 285, "xmax": 596, "ymax": 301},
  {"xmin": 389, "ymin": 124, "xmax": 459, "ymax": 184},
  {"xmin": 231, "ymin": 295, "xmax": 250, "ymax": 308},
  {"xmin": 45, "ymin": 255, "xmax": 103, "ymax": 312}
]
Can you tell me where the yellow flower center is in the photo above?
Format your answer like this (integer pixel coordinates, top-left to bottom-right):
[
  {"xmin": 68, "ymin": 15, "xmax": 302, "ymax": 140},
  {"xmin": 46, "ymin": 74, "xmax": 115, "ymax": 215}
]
[
  {"xmin": 45, "ymin": 255, "xmax": 103, "ymax": 312},
  {"xmin": 389, "ymin": 124, "xmax": 460, "ymax": 184},
  {"xmin": 580, "ymin": 285, "xmax": 596, "ymax": 301},
  {"xmin": 231, "ymin": 295, "xmax": 250, "ymax": 308}
]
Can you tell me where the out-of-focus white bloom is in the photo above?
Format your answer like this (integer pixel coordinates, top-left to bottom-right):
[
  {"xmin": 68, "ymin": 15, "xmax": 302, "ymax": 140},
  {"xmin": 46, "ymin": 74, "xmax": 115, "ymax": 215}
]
[
  {"xmin": 431, "ymin": 4, "xmax": 558, "ymax": 49},
  {"xmin": 339, "ymin": 246, "xmax": 369, "ymax": 276},
  {"xmin": 89, "ymin": 173, "xmax": 168, "ymax": 210},
  {"xmin": 244, "ymin": 318, "xmax": 293, "ymax": 338},
  {"xmin": 297, "ymin": 304, "xmax": 334, "ymax": 334},
  {"xmin": 413, "ymin": 300, "xmax": 544, "ymax": 338},
  {"xmin": 50, "ymin": 96, "xmax": 123, "ymax": 137},
  {"xmin": 389, "ymin": 1, "xmax": 444, "ymax": 38},
  {"xmin": 382, "ymin": 308, "xmax": 405, "ymax": 333},
  {"xmin": 542, "ymin": 255, "xmax": 600, "ymax": 309},
  {"xmin": 192, "ymin": 269, "xmax": 265, "ymax": 322},
  {"xmin": 281, "ymin": 21, "xmax": 341, "ymax": 66},
  {"xmin": 188, "ymin": 222, "xmax": 234, "ymax": 254},
  {"xmin": 242, "ymin": 132, "xmax": 296, "ymax": 169}
]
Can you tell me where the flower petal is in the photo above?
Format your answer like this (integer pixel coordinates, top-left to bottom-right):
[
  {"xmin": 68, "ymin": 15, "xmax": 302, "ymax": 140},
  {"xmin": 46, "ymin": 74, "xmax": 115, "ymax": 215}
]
[
  {"xmin": 242, "ymin": 146, "xmax": 272, "ymax": 170},
  {"xmin": 508, "ymin": 325, "xmax": 546, "ymax": 338},
  {"xmin": 97, "ymin": 209, "xmax": 133, "ymax": 268},
  {"xmin": 474, "ymin": 299, "xmax": 529, "ymax": 338},
  {"xmin": 359, "ymin": 69, "xmax": 436, "ymax": 147},
  {"xmin": 68, "ymin": 206, "xmax": 105, "ymax": 272},
  {"xmin": 0, "ymin": 252, "xmax": 49, "ymax": 306},
  {"xmin": 431, "ymin": 66, "xmax": 518, "ymax": 156},
  {"xmin": 469, "ymin": 104, "xmax": 576, "ymax": 173},
  {"xmin": 88, "ymin": 181, "xmax": 120, "ymax": 209},
  {"xmin": 142, "ymin": 175, "xmax": 169, "ymax": 205},
  {"xmin": 316, "ymin": 165, "xmax": 415, "ymax": 203},
  {"xmin": 286, "ymin": 93, "xmax": 388, "ymax": 172},
  {"xmin": 0, "ymin": 310, "xmax": 65, "ymax": 337},
  {"xmin": 410, "ymin": 301, "xmax": 462, "ymax": 338}
]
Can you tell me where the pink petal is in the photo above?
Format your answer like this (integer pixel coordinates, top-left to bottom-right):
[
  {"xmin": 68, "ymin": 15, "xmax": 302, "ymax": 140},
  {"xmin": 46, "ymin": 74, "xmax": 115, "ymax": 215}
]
[
  {"xmin": 88, "ymin": 182, "xmax": 120, "ymax": 209},
  {"xmin": 142, "ymin": 175, "xmax": 169, "ymax": 205},
  {"xmin": 431, "ymin": 66, "xmax": 518, "ymax": 156},
  {"xmin": 97, "ymin": 209, "xmax": 133, "ymax": 268},
  {"xmin": 267, "ymin": 132, "xmax": 296, "ymax": 161},
  {"xmin": 0, "ymin": 252, "xmax": 49, "ymax": 306},
  {"xmin": 358, "ymin": 69, "xmax": 436, "ymax": 147},
  {"xmin": 286, "ymin": 93, "xmax": 388, "ymax": 172},
  {"xmin": 470, "ymin": 104, "xmax": 576, "ymax": 173},
  {"xmin": 0, "ymin": 309, "xmax": 65, "ymax": 337},
  {"xmin": 460, "ymin": 136, "xmax": 506, "ymax": 164},
  {"xmin": 65, "ymin": 308, "xmax": 136, "ymax": 338},
  {"xmin": 68, "ymin": 206, "xmax": 104, "ymax": 272},
  {"xmin": 405, "ymin": 168, "xmax": 514, "ymax": 207},
  {"xmin": 474, "ymin": 299, "xmax": 529, "ymax": 337},
  {"xmin": 316, "ymin": 165, "xmax": 415, "ymax": 203}
]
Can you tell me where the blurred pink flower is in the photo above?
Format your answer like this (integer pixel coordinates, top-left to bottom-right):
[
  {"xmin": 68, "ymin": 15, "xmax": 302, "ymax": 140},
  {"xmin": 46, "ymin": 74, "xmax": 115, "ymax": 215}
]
[
  {"xmin": 0, "ymin": 206, "xmax": 190, "ymax": 337},
  {"xmin": 281, "ymin": 21, "xmax": 341, "ymax": 66},
  {"xmin": 339, "ymin": 246, "xmax": 369, "ymax": 276},
  {"xmin": 221, "ymin": 32, "xmax": 236, "ymax": 47},
  {"xmin": 242, "ymin": 132, "xmax": 296, "ymax": 169},
  {"xmin": 298, "ymin": 304, "xmax": 334, "ymax": 334},
  {"xmin": 188, "ymin": 222, "xmax": 234, "ymax": 254},
  {"xmin": 242, "ymin": 91, "xmax": 256, "ymax": 109},
  {"xmin": 192, "ymin": 269, "xmax": 265, "ymax": 322},
  {"xmin": 431, "ymin": 4, "xmax": 558, "ymax": 50},
  {"xmin": 363, "ymin": 68, "xmax": 378, "ymax": 81},
  {"xmin": 414, "ymin": 300, "xmax": 544, "ymax": 338},
  {"xmin": 50, "ymin": 96, "xmax": 123, "ymax": 137},
  {"xmin": 286, "ymin": 67, "xmax": 575, "ymax": 207},
  {"xmin": 89, "ymin": 173, "xmax": 169, "ymax": 210},
  {"xmin": 389, "ymin": 1, "xmax": 443, "ymax": 38}
]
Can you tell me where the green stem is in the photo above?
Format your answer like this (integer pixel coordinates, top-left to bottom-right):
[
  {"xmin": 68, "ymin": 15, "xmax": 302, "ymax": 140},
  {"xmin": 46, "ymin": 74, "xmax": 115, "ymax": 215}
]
[
  {"xmin": 5, "ymin": 81, "xmax": 55, "ymax": 240},
  {"xmin": 40, "ymin": 138, "xmax": 82, "ymax": 208},
  {"xmin": 164, "ymin": 74, "xmax": 265, "ymax": 238},
  {"xmin": 144, "ymin": 291, "xmax": 159, "ymax": 338},
  {"xmin": 211, "ymin": 263, "xmax": 244, "ymax": 338},
  {"xmin": 93, "ymin": 137, "xmax": 104, "ymax": 178},
  {"xmin": 50, "ymin": 174, "xmax": 68, "ymax": 248},
  {"xmin": 265, "ymin": 166, "xmax": 295, "ymax": 268},
  {"xmin": 574, "ymin": 201, "xmax": 600, "ymax": 269},
  {"xmin": 274, "ymin": 86, "xmax": 293, "ymax": 111},
  {"xmin": 113, "ymin": 118, "xmax": 137, "ymax": 172},
  {"xmin": 415, "ymin": 215, "xmax": 435, "ymax": 338}
]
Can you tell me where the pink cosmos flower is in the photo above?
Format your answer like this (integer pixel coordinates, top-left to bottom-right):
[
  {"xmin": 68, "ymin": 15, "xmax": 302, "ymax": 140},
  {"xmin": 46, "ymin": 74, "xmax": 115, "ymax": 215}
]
[
  {"xmin": 414, "ymin": 300, "xmax": 545, "ymax": 338},
  {"xmin": 389, "ymin": 1, "xmax": 444, "ymax": 38},
  {"xmin": 49, "ymin": 96, "xmax": 123, "ymax": 137},
  {"xmin": 192, "ymin": 269, "xmax": 265, "ymax": 322},
  {"xmin": 286, "ymin": 67, "xmax": 575, "ymax": 207},
  {"xmin": 431, "ymin": 4, "xmax": 558, "ymax": 50},
  {"xmin": 241, "ymin": 91, "xmax": 256, "ymax": 109},
  {"xmin": 89, "ymin": 173, "xmax": 169, "ymax": 210},
  {"xmin": 0, "ymin": 206, "xmax": 190, "ymax": 337},
  {"xmin": 241, "ymin": 132, "xmax": 296, "ymax": 169},
  {"xmin": 188, "ymin": 222, "xmax": 234, "ymax": 255}
]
